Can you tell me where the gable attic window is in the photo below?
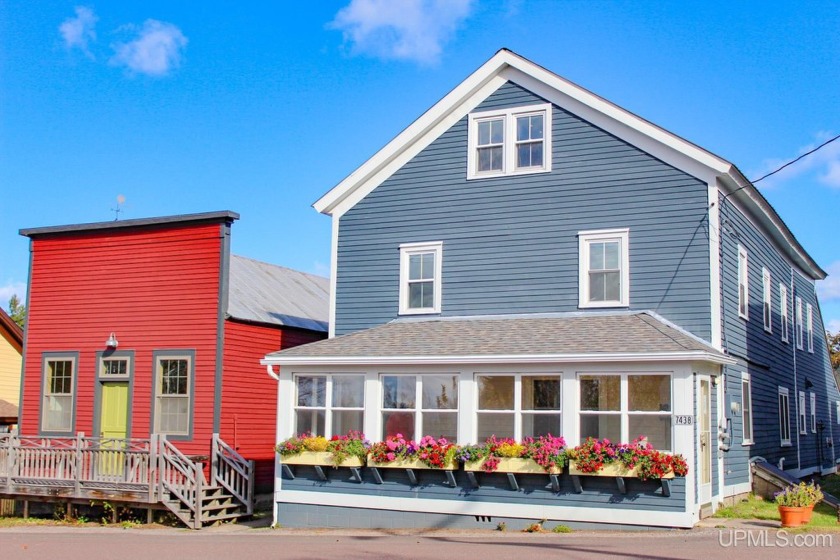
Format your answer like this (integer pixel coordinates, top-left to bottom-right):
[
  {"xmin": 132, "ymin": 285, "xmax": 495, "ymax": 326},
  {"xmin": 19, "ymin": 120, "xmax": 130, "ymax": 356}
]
[
  {"xmin": 399, "ymin": 242, "xmax": 442, "ymax": 315},
  {"xmin": 737, "ymin": 246, "xmax": 749, "ymax": 320},
  {"xmin": 779, "ymin": 283, "xmax": 789, "ymax": 343},
  {"xmin": 578, "ymin": 228, "xmax": 630, "ymax": 308},
  {"xmin": 762, "ymin": 268, "xmax": 772, "ymax": 332},
  {"xmin": 467, "ymin": 103, "xmax": 551, "ymax": 179}
]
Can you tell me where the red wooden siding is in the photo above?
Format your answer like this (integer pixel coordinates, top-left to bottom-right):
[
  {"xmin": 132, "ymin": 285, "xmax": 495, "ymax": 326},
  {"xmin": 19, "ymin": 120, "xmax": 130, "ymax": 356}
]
[
  {"xmin": 220, "ymin": 320, "xmax": 325, "ymax": 491},
  {"xmin": 21, "ymin": 223, "xmax": 223, "ymax": 458}
]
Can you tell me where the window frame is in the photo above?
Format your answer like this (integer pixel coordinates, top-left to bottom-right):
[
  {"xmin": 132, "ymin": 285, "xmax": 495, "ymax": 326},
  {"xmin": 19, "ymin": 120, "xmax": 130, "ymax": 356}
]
[
  {"xmin": 293, "ymin": 374, "xmax": 365, "ymax": 438},
  {"xmin": 836, "ymin": 401, "xmax": 840, "ymax": 426},
  {"xmin": 467, "ymin": 103, "xmax": 552, "ymax": 179},
  {"xmin": 474, "ymin": 373, "xmax": 562, "ymax": 442},
  {"xmin": 578, "ymin": 228, "xmax": 630, "ymax": 309},
  {"xmin": 810, "ymin": 392, "xmax": 816, "ymax": 433},
  {"xmin": 398, "ymin": 241, "xmax": 443, "ymax": 315},
  {"xmin": 779, "ymin": 283, "xmax": 789, "ymax": 343},
  {"xmin": 741, "ymin": 372, "xmax": 754, "ymax": 445},
  {"xmin": 39, "ymin": 352, "xmax": 79, "ymax": 436},
  {"xmin": 798, "ymin": 390, "xmax": 807, "ymax": 435},
  {"xmin": 380, "ymin": 373, "xmax": 459, "ymax": 441},
  {"xmin": 762, "ymin": 268, "xmax": 772, "ymax": 332},
  {"xmin": 778, "ymin": 387, "xmax": 791, "ymax": 446},
  {"xmin": 737, "ymin": 245, "xmax": 749, "ymax": 320},
  {"xmin": 151, "ymin": 350, "xmax": 195, "ymax": 439},
  {"xmin": 577, "ymin": 372, "xmax": 673, "ymax": 452},
  {"xmin": 796, "ymin": 297, "xmax": 804, "ymax": 350},
  {"xmin": 99, "ymin": 353, "xmax": 132, "ymax": 380},
  {"xmin": 806, "ymin": 303, "xmax": 814, "ymax": 353}
]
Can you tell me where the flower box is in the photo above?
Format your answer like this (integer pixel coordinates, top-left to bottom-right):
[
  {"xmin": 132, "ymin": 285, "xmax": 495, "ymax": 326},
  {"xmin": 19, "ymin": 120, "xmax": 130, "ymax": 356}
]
[
  {"xmin": 465, "ymin": 457, "xmax": 561, "ymax": 475},
  {"xmin": 281, "ymin": 451, "xmax": 365, "ymax": 468},
  {"xmin": 568, "ymin": 461, "xmax": 674, "ymax": 479},
  {"xmin": 367, "ymin": 455, "xmax": 458, "ymax": 471}
]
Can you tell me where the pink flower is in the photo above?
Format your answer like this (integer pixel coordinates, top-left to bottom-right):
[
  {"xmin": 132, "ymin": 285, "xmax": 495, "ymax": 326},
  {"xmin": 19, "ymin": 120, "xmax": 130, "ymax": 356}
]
[{"xmin": 386, "ymin": 452, "xmax": 395, "ymax": 461}]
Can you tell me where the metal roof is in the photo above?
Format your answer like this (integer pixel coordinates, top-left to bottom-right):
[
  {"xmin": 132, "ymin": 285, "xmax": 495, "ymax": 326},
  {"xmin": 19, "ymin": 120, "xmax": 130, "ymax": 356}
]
[
  {"xmin": 264, "ymin": 311, "xmax": 732, "ymax": 364},
  {"xmin": 20, "ymin": 211, "xmax": 240, "ymax": 237},
  {"xmin": 228, "ymin": 255, "xmax": 329, "ymax": 332}
]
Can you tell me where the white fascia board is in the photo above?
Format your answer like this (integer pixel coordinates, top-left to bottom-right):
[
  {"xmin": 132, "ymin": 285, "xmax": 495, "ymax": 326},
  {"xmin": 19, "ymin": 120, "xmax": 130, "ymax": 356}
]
[{"xmin": 262, "ymin": 350, "xmax": 736, "ymax": 367}]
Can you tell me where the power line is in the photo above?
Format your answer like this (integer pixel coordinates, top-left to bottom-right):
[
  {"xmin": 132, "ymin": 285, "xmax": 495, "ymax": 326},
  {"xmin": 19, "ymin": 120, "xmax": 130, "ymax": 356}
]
[{"xmin": 752, "ymin": 133, "xmax": 840, "ymax": 183}]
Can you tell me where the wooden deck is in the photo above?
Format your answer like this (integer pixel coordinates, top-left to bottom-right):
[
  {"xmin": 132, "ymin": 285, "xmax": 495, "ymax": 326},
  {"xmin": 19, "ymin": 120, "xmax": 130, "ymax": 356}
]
[{"xmin": 0, "ymin": 432, "xmax": 254, "ymax": 528}]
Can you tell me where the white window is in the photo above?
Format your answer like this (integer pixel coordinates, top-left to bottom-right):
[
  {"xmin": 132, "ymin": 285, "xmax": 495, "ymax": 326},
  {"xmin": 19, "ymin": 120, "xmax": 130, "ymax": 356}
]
[
  {"xmin": 810, "ymin": 392, "xmax": 816, "ymax": 433},
  {"xmin": 796, "ymin": 297, "xmax": 804, "ymax": 349},
  {"xmin": 467, "ymin": 103, "xmax": 552, "ymax": 179},
  {"xmin": 476, "ymin": 374, "xmax": 561, "ymax": 441},
  {"xmin": 778, "ymin": 387, "xmax": 791, "ymax": 446},
  {"xmin": 799, "ymin": 391, "xmax": 807, "ymax": 435},
  {"xmin": 154, "ymin": 353, "xmax": 192, "ymax": 436},
  {"xmin": 41, "ymin": 354, "xmax": 76, "ymax": 433},
  {"xmin": 741, "ymin": 372, "xmax": 753, "ymax": 445},
  {"xmin": 381, "ymin": 374, "xmax": 458, "ymax": 441},
  {"xmin": 836, "ymin": 401, "xmax": 840, "ymax": 425},
  {"xmin": 294, "ymin": 374, "xmax": 364, "ymax": 437},
  {"xmin": 779, "ymin": 284, "xmax": 789, "ymax": 343},
  {"xmin": 738, "ymin": 246, "xmax": 749, "ymax": 319},
  {"xmin": 579, "ymin": 373, "xmax": 672, "ymax": 451},
  {"xmin": 806, "ymin": 304, "xmax": 814, "ymax": 352},
  {"xmin": 399, "ymin": 242, "xmax": 442, "ymax": 315},
  {"xmin": 578, "ymin": 228, "xmax": 630, "ymax": 308},
  {"xmin": 762, "ymin": 268, "xmax": 772, "ymax": 332},
  {"xmin": 99, "ymin": 355, "xmax": 130, "ymax": 379}
]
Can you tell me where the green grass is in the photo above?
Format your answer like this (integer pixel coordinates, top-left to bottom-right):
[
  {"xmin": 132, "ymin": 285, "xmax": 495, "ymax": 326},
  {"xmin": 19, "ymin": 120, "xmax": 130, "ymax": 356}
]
[{"xmin": 714, "ymin": 494, "xmax": 839, "ymax": 529}]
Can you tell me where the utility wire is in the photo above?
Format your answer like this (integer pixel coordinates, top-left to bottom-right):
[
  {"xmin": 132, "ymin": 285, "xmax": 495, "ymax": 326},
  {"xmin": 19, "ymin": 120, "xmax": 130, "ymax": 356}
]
[{"xmin": 752, "ymin": 133, "xmax": 840, "ymax": 183}]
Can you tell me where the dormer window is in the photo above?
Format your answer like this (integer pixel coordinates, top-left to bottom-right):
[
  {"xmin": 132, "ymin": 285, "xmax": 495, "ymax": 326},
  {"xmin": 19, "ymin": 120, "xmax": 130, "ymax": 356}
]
[{"xmin": 467, "ymin": 103, "xmax": 551, "ymax": 179}]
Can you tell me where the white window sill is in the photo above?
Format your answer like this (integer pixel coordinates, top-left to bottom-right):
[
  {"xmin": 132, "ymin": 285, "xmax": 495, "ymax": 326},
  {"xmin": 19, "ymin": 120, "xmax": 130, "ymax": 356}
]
[
  {"xmin": 398, "ymin": 308, "xmax": 440, "ymax": 316},
  {"xmin": 467, "ymin": 167, "xmax": 551, "ymax": 181},
  {"xmin": 742, "ymin": 441, "xmax": 754, "ymax": 447},
  {"xmin": 780, "ymin": 442, "xmax": 792, "ymax": 447},
  {"xmin": 579, "ymin": 301, "xmax": 630, "ymax": 309}
]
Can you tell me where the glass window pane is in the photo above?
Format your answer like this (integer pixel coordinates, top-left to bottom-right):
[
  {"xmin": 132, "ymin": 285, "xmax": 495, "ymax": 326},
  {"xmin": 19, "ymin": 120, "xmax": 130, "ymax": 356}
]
[
  {"xmin": 629, "ymin": 415, "xmax": 671, "ymax": 451},
  {"xmin": 490, "ymin": 119, "xmax": 504, "ymax": 143},
  {"xmin": 332, "ymin": 375, "xmax": 364, "ymax": 408},
  {"xmin": 517, "ymin": 116, "xmax": 528, "ymax": 141},
  {"xmin": 422, "ymin": 412, "xmax": 457, "ymax": 441},
  {"xmin": 297, "ymin": 376, "xmax": 326, "ymax": 407},
  {"xmin": 420, "ymin": 282, "xmax": 434, "ymax": 308},
  {"xmin": 580, "ymin": 414, "xmax": 621, "ymax": 441},
  {"xmin": 604, "ymin": 271, "xmax": 621, "ymax": 301},
  {"xmin": 383, "ymin": 376, "xmax": 416, "ymax": 409},
  {"xmin": 580, "ymin": 375, "xmax": 620, "ymax": 411},
  {"xmin": 409, "ymin": 282, "xmax": 423, "ymax": 308},
  {"xmin": 296, "ymin": 409, "xmax": 325, "ymax": 435},
  {"xmin": 589, "ymin": 242, "xmax": 604, "ymax": 270},
  {"xmin": 477, "ymin": 412, "xmax": 514, "ymax": 440},
  {"xmin": 531, "ymin": 115, "xmax": 543, "ymax": 139},
  {"xmin": 589, "ymin": 272, "xmax": 606, "ymax": 301},
  {"xmin": 522, "ymin": 376, "xmax": 560, "ymax": 410},
  {"xmin": 478, "ymin": 120, "xmax": 490, "ymax": 145},
  {"xmin": 517, "ymin": 143, "xmax": 531, "ymax": 168},
  {"xmin": 530, "ymin": 142, "xmax": 543, "ymax": 167},
  {"xmin": 331, "ymin": 410, "xmax": 363, "ymax": 435},
  {"xmin": 383, "ymin": 411, "xmax": 415, "ymax": 439},
  {"xmin": 477, "ymin": 376, "xmax": 514, "ymax": 410},
  {"xmin": 421, "ymin": 252, "xmax": 434, "ymax": 279},
  {"xmin": 409, "ymin": 254, "xmax": 421, "ymax": 280},
  {"xmin": 422, "ymin": 375, "xmax": 458, "ymax": 409},
  {"xmin": 478, "ymin": 147, "xmax": 492, "ymax": 171},
  {"xmin": 522, "ymin": 413, "xmax": 561, "ymax": 438},
  {"xmin": 604, "ymin": 241, "xmax": 620, "ymax": 269},
  {"xmin": 628, "ymin": 375, "xmax": 671, "ymax": 411}
]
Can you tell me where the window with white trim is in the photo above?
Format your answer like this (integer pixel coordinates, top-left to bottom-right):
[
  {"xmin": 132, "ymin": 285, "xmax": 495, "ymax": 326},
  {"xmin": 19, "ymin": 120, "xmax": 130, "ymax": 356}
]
[
  {"xmin": 836, "ymin": 401, "xmax": 840, "ymax": 425},
  {"xmin": 579, "ymin": 373, "xmax": 672, "ymax": 451},
  {"xmin": 154, "ymin": 354, "xmax": 192, "ymax": 436},
  {"xmin": 41, "ymin": 355, "xmax": 76, "ymax": 433},
  {"xmin": 742, "ymin": 372, "xmax": 753, "ymax": 445},
  {"xmin": 779, "ymin": 284, "xmax": 789, "ymax": 343},
  {"xmin": 398, "ymin": 242, "xmax": 442, "ymax": 315},
  {"xmin": 381, "ymin": 374, "xmax": 458, "ymax": 441},
  {"xmin": 796, "ymin": 297, "xmax": 804, "ymax": 350},
  {"xmin": 799, "ymin": 391, "xmax": 807, "ymax": 435},
  {"xmin": 476, "ymin": 374, "xmax": 562, "ymax": 441},
  {"xmin": 762, "ymin": 268, "xmax": 772, "ymax": 332},
  {"xmin": 738, "ymin": 246, "xmax": 749, "ymax": 319},
  {"xmin": 810, "ymin": 392, "xmax": 816, "ymax": 433},
  {"xmin": 100, "ymin": 356, "xmax": 130, "ymax": 379},
  {"xmin": 778, "ymin": 387, "xmax": 791, "ymax": 446},
  {"xmin": 806, "ymin": 303, "xmax": 814, "ymax": 352},
  {"xmin": 294, "ymin": 374, "xmax": 364, "ymax": 437},
  {"xmin": 578, "ymin": 228, "xmax": 630, "ymax": 308},
  {"xmin": 467, "ymin": 103, "xmax": 551, "ymax": 179}
]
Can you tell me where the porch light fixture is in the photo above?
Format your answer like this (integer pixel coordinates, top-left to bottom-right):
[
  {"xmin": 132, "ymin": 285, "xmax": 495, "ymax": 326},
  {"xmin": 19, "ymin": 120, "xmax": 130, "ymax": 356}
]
[{"xmin": 106, "ymin": 332, "xmax": 119, "ymax": 349}]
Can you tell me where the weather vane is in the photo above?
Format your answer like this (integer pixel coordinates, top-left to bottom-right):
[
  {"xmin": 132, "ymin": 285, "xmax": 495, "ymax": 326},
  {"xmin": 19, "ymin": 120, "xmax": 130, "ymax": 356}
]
[{"xmin": 111, "ymin": 194, "xmax": 126, "ymax": 220}]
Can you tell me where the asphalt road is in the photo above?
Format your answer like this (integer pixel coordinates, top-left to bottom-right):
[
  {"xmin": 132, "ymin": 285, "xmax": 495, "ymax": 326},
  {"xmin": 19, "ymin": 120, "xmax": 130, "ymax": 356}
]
[{"xmin": 0, "ymin": 526, "xmax": 837, "ymax": 560}]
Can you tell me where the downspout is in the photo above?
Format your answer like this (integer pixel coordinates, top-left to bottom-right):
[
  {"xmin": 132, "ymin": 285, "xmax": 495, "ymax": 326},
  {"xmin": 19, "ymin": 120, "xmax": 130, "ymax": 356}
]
[
  {"xmin": 266, "ymin": 364, "xmax": 280, "ymax": 381},
  {"xmin": 266, "ymin": 362, "xmax": 280, "ymax": 528}
]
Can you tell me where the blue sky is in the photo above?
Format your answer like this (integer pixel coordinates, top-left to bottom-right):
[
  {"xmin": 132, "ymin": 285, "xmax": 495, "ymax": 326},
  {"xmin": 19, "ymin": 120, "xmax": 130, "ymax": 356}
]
[{"xmin": 2, "ymin": 1, "xmax": 839, "ymax": 331}]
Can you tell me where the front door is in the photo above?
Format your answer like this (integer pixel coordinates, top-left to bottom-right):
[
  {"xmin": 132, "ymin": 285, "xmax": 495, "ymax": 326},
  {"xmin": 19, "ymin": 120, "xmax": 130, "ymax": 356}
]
[
  {"xmin": 699, "ymin": 378, "xmax": 712, "ymax": 505},
  {"xmin": 99, "ymin": 382, "xmax": 129, "ymax": 477}
]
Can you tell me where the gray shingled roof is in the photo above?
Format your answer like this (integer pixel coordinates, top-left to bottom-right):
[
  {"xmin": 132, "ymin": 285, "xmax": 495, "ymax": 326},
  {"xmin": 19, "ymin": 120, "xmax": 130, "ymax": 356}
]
[
  {"xmin": 264, "ymin": 311, "xmax": 731, "ymax": 364},
  {"xmin": 227, "ymin": 255, "xmax": 329, "ymax": 332},
  {"xmin": 0, "ymin": 399, "xmax": 18, "ymax": 422}
]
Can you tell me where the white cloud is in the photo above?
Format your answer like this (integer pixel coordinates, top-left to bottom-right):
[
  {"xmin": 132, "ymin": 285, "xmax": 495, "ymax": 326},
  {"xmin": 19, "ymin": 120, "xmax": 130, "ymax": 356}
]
[
  {"xmin": 826, "ymin": 319, "xmax": 840, "ymax": 334},
  {"xmin": 110, "ymin": 20, "xmax": 188, "ymax": 77},
  {"xmin": 752, "ymin": 131, "xmax": 840, "ymax": 190},
  {"xmin": 0, "ymin": 281, "xmax": 27, "ymax": 312},
  {"xmin": 59, "ymin": 6, "xmax": 98, "ymax": 56},
  {"xmin": 330, "ymin": 0, "xmax": 474, "ymax": 65},
  {"xmin": 817, "ymin": 261, "xmax": 840, "ymax": 302}
]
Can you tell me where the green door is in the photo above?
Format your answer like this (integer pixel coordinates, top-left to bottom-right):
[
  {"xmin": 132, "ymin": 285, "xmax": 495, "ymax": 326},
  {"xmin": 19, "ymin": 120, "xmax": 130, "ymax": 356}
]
[{"xmin": 99, "ymin": 382, "xmax": 129, "ymax": 477}]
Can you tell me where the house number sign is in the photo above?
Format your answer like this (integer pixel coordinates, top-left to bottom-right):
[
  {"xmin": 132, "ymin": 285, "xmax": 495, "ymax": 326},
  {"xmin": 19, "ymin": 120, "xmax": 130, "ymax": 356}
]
[{"xmin": 675, "ymin": 415, "xmax": 694, "ymax": 425}]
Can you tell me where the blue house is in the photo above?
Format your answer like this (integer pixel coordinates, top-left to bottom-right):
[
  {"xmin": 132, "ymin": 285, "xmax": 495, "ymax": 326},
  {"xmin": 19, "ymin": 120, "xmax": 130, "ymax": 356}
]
[{"xmin": 263, "ymin": 50, "xmax": 839, "ymax": 529}]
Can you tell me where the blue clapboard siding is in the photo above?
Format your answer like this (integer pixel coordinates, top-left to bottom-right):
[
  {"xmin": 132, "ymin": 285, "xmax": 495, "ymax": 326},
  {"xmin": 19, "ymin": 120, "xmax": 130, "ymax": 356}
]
[
  {"xmin": 335, "ymin": 81, "xmax": 712, "ymax": 339},
  {"xmin": 280, "ymin": 466, "xmax": 686, "ymax": 516},
  {"xmin": 719, "ymin": 196, "xmax": 840, "ymax": 477}
]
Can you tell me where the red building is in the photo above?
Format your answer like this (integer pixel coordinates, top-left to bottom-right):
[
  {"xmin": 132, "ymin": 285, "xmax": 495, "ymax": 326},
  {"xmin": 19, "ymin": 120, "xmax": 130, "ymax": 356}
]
[{"xmin": 5, "ymin": 211, "xmax": 327, "ymax": 526}]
